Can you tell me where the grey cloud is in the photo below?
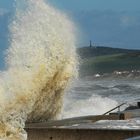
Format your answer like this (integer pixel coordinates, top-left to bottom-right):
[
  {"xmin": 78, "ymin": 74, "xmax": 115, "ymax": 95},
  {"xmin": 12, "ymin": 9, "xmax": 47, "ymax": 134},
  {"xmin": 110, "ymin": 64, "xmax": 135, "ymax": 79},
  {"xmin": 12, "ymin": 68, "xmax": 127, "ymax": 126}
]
[{"xmin": 73, "ymin": 10, "xmax": 140, "ymax": 49}]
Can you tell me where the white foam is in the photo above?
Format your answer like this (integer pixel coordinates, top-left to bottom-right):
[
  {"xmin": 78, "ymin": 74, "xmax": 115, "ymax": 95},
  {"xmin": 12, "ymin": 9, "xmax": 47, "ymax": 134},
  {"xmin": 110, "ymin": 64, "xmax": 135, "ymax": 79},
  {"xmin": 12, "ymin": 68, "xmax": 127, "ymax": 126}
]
[
  {"xmin": 63, "ymin": 94, "xmax": 118, "ymax": 118},
  {"xmin": 0, "ymin": 0, "xmax": 77, "ymax": 139}
]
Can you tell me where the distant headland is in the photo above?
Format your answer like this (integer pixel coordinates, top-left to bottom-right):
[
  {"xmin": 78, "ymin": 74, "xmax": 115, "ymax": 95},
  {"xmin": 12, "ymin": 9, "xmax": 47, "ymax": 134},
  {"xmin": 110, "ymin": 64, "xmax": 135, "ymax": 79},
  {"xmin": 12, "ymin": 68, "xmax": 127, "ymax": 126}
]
[{"xmin": 77, "ymin": 45, "xmax": 140, "ymax": 78}]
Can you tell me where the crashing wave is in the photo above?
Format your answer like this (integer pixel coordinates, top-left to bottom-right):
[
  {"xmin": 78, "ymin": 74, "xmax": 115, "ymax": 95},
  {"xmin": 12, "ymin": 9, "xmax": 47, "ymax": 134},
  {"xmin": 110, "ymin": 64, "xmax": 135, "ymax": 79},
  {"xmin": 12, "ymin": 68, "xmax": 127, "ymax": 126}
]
[{"xmin": 0, "ymin": 0, "xmax": 77, "ymax": 139}]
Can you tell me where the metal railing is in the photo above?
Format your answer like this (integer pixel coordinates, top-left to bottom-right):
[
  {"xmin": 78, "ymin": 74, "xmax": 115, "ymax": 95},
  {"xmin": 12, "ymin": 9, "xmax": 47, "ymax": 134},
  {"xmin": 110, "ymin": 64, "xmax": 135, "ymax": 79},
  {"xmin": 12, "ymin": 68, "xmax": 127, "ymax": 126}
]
[{"xmin": 103, "ymin": 102, "xmax": 127, "ymax": 115}]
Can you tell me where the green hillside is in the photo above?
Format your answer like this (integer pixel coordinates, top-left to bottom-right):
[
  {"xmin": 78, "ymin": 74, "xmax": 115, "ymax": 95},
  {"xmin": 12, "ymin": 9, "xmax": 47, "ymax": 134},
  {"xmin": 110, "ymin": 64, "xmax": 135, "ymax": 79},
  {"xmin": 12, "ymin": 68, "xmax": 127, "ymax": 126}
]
[
  {"xmin": 77, "ymin": 46, "xmax": 140, "ymax": 59},
  {"xmin": 77, "ymin": 47, "xmax": 140, "ymax": 77}
]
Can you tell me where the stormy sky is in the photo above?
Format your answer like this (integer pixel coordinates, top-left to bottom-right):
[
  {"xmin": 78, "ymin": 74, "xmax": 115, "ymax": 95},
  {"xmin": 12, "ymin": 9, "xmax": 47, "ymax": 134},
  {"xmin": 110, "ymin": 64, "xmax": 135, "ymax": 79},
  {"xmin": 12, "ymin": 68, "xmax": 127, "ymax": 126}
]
[{"xmin": 0, "ymin": 0, "xmax": 140, "ymax": 68}]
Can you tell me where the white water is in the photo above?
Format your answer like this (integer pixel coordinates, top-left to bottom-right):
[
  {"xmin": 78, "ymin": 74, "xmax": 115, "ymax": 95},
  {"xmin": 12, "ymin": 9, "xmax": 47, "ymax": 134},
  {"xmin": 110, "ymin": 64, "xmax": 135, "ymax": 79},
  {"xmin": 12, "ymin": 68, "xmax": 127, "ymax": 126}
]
[
  {"xmin": 63, "ymin": 94, "xmax": 118, "ymax": 118},
  {"xmin": 63, "ymin": 80, "xmax": 118, "ymax": 118},
  {"xmin": 0, "ymin": 0, "xmax": 77, "ymax": 139},
  {"xmin": 63, "ymin": 78, "xmax": 140, "ymax": 119}
]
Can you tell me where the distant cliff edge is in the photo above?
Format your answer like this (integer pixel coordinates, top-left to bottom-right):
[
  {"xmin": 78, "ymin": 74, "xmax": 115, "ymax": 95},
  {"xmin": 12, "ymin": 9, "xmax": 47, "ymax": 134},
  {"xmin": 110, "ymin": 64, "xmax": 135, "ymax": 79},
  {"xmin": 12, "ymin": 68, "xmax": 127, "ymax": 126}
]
[{"xmin": 77, "ymin": 46, "xmax": 140, "ymax": 78}]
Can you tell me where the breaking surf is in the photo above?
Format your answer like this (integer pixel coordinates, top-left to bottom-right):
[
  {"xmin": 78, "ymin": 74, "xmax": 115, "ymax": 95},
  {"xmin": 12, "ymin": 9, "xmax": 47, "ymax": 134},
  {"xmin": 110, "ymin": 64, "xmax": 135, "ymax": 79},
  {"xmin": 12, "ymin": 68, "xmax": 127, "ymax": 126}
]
[{"xmin": 0, "ymin": 0, "xmax": 77, "ymax": 139}]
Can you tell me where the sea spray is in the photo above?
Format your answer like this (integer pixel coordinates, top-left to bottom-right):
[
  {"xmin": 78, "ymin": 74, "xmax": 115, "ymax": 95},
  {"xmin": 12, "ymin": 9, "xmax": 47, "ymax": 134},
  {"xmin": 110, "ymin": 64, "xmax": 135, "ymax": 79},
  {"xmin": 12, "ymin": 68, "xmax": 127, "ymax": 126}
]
[{"xmin": 0, "ymin": 0, "xmax": 77, "ymax": 139}]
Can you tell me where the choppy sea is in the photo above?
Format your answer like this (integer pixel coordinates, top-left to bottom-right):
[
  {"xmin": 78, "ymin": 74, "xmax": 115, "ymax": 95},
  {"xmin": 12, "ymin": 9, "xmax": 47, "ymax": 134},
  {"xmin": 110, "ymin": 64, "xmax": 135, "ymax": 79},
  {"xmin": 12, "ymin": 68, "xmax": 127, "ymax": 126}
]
[{"xmin": 63, "ymin": 77, "xmax": 140, "ymax": 118}]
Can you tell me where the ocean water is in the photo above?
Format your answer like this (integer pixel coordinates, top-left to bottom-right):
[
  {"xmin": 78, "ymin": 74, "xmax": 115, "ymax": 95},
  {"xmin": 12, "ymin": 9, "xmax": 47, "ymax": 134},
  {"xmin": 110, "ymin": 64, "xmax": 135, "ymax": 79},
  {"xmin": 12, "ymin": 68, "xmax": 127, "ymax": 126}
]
[{"xmin": 63, "ymin": 77, "xmax": 140, "ymax": 118}]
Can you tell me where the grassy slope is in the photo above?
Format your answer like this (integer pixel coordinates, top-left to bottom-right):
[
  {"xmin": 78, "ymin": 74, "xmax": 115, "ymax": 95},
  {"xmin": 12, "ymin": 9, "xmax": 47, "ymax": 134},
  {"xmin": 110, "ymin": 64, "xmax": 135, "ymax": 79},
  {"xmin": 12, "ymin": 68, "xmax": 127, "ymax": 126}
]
[
  {"xmin": 79, "ymin": 53, "xmax": 140, "ymax": 77},
  {"xmin": 77, "ymin": 46, "xmax": 140, "ymax": 59}
]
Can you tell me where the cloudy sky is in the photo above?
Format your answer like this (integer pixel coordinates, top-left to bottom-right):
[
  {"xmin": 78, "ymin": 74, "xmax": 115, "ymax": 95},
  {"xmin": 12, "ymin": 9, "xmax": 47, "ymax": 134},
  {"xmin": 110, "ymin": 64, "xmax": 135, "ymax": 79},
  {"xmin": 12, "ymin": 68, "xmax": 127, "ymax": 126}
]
[
  {"xmin": 0, "ymin": 0, "xmax": 140, "ymax": 68},
  {"xmin": 49, "ymin": 0, "xmax": 140, "ymax": 49},
  {"xmin": 50, "ymin": 0, "xmax": 140, "ymax": 12},
  {"xmin": 0, "ymin": 0, "xmax": 140, "ymax": 48},
  {"xmin": 1, "ymin": 0, "xmax": 140, "ymax": 11}
]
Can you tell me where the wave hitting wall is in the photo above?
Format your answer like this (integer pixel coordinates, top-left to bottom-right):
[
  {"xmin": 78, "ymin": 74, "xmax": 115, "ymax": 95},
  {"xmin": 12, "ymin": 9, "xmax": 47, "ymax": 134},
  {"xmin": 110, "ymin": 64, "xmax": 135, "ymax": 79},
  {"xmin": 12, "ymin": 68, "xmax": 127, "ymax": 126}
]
[{"xmin": 0, "ymin": 0, "xmax": 77, "ymax": 139}]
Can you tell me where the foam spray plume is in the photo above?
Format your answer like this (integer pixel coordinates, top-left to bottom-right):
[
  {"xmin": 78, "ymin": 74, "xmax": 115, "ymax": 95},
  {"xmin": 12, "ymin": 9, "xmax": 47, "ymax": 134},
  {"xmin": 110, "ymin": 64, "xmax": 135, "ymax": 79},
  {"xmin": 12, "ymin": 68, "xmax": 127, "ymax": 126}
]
[{"xmin": 0, "ymin": 0, "xmax": 77, "ymax": 139}]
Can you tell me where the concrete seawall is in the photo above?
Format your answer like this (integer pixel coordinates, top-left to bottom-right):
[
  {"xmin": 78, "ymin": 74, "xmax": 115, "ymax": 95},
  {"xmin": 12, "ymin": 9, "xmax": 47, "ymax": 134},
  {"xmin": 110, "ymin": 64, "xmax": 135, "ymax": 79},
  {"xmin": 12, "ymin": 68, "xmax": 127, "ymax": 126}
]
[
  {"xmin": 26, "ymin": 112, "xmax": 140, "ymax": 140},
  {"xmin": 26, "ymin": 128, "xmax": 140, "ymax": 140}
]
